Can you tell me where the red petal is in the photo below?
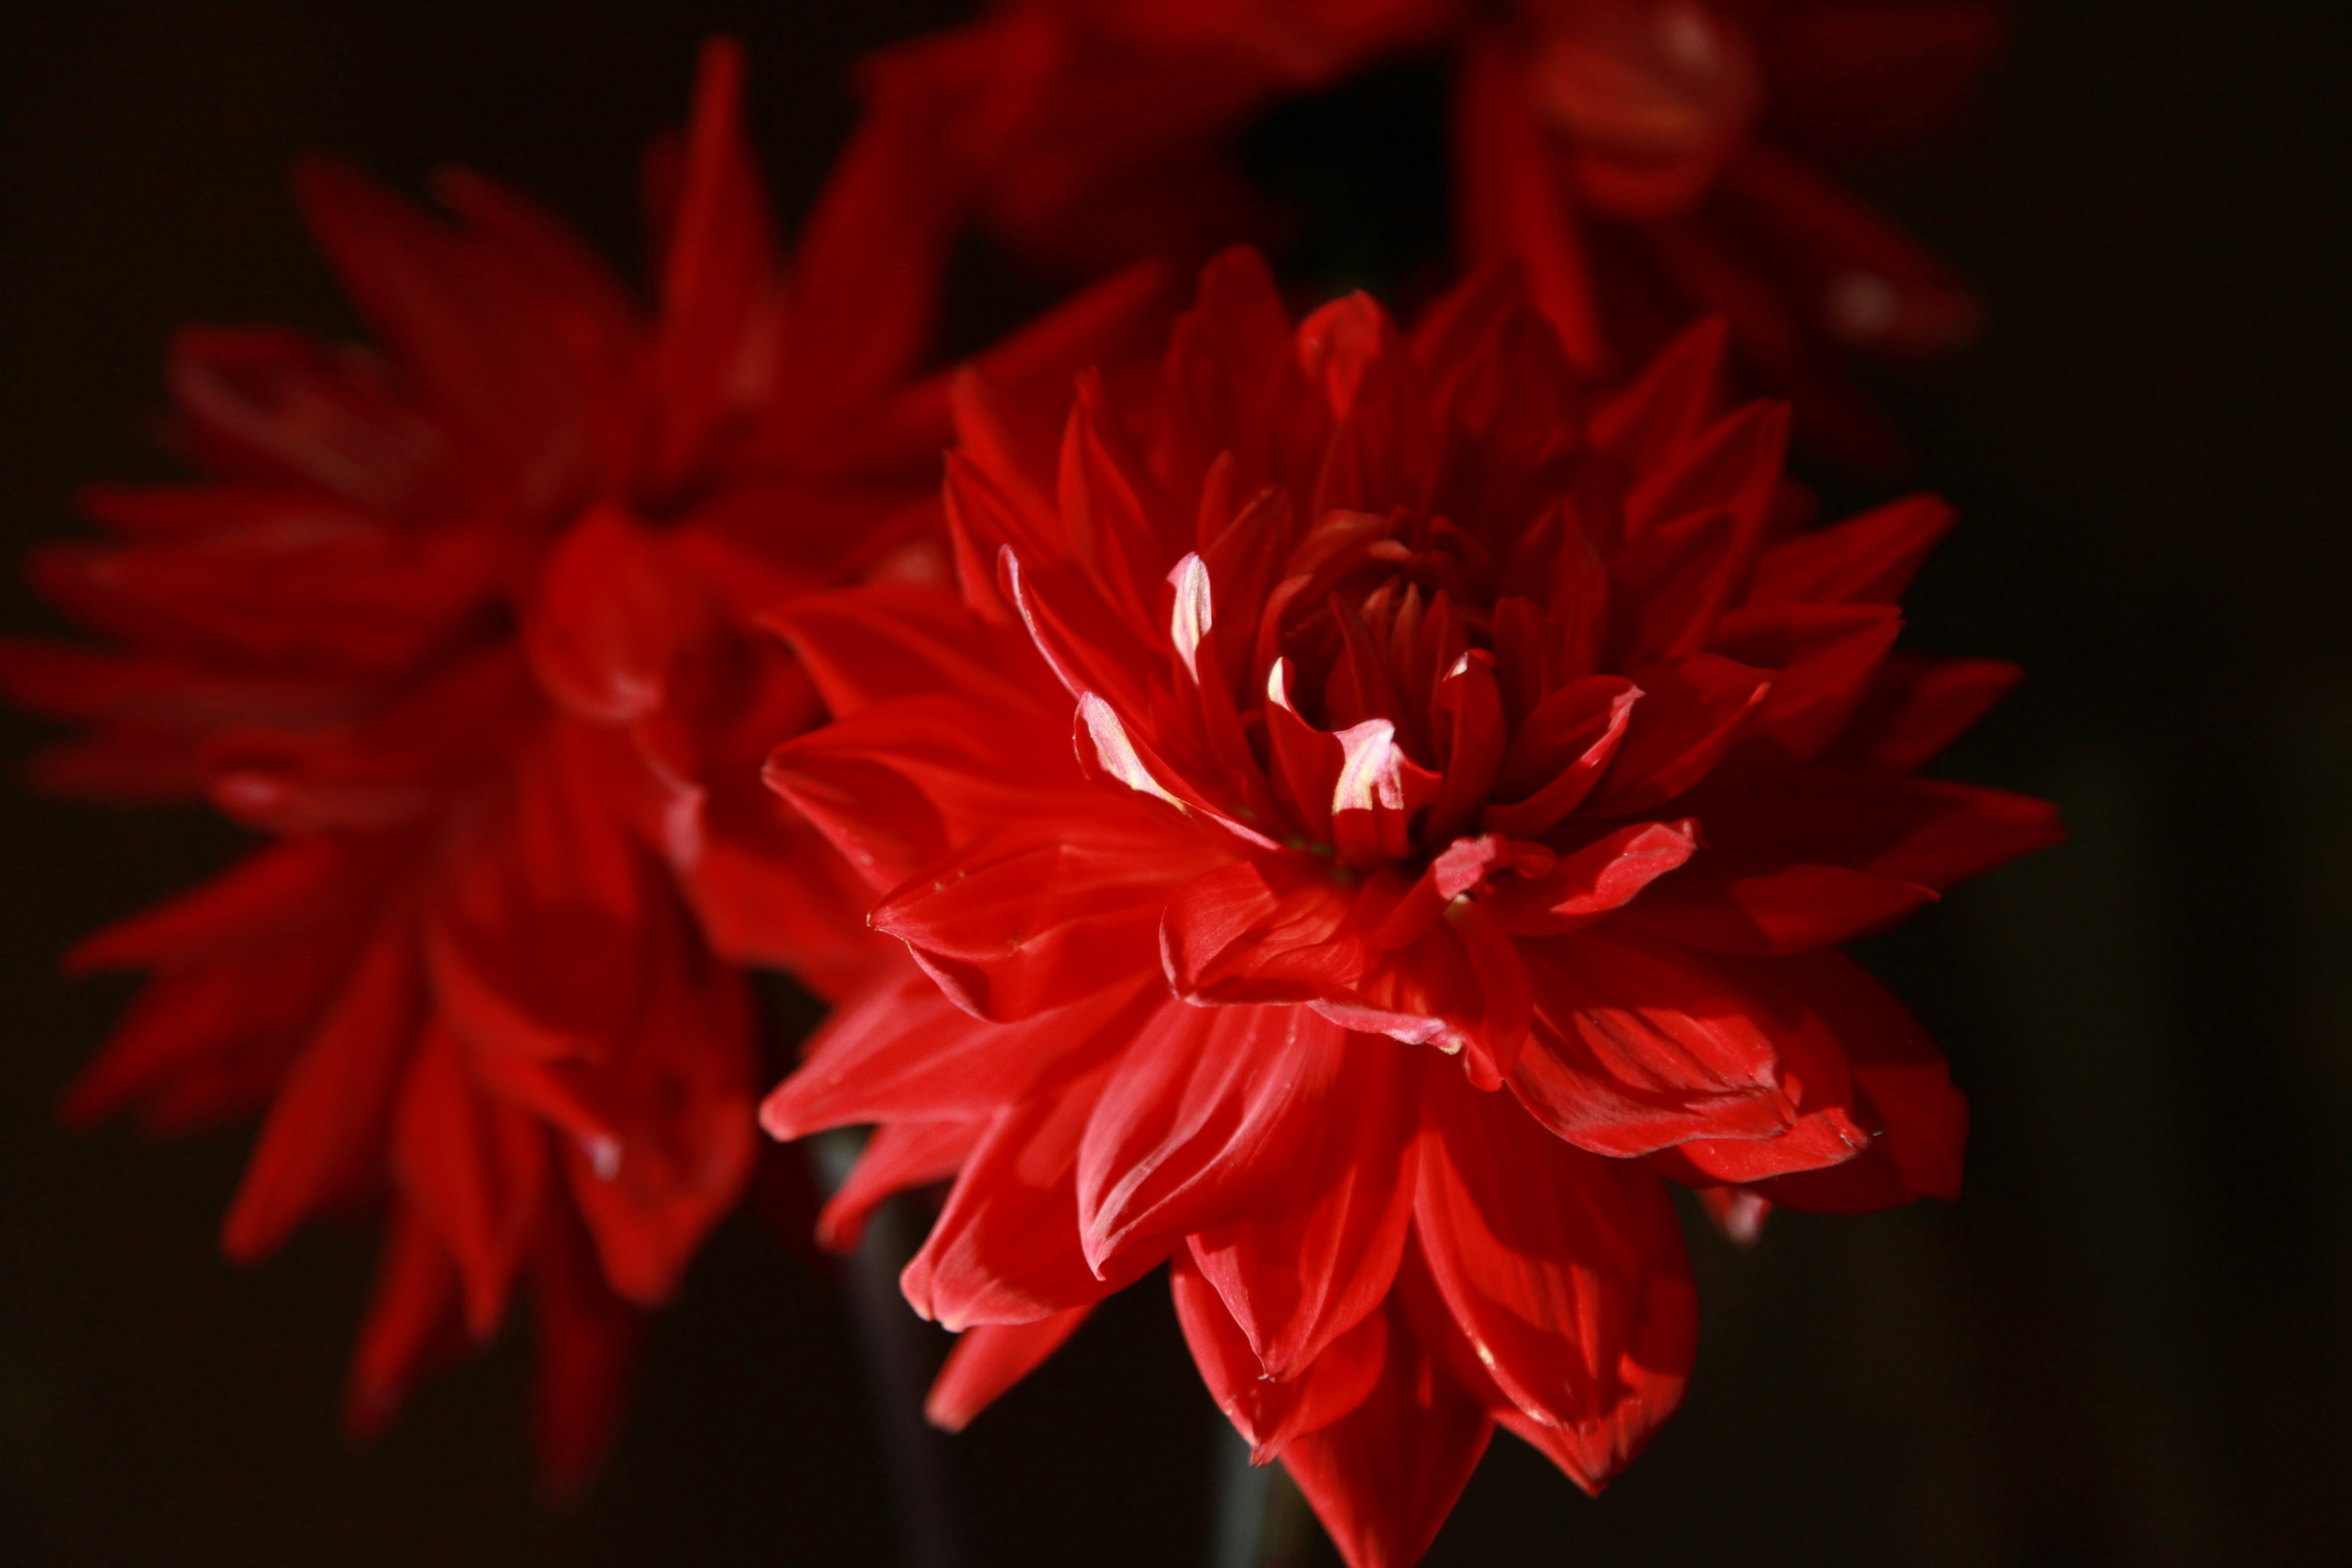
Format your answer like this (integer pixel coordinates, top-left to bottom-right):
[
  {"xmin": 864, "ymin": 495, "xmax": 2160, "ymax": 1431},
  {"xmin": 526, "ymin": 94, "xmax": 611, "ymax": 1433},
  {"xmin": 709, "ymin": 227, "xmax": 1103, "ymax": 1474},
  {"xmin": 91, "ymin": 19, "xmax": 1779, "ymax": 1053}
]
[
  {"xmin": 554, "ymin": 927, "xmax": 755, "ymax": 1307},
  {"xmin": 1615, "ymin": 855, "xmax": 1936, "ymax": 956},
  {"xmin": 765, "ymin": 582, "xmax": 1053, "ymax": 722},
  {"xmin": 1076, "ymin": 1003, "xmax": 1354, "ymax": 1274},
  {"xmin": 1414, "ymin": 1072, "xmax": 1697, "ymax": 1492},
  {"xmin": 1746, "ymin": 494, "xmax": 1954, "ymax": 607},
  {"xmin": 870, "ymin": 807, "xmax": 1211, "ymax": 1021},
  {"xmin": 522, "ymin": 505, "xmax": 712, "ymax": 724},
  {"xmin": 1160, "ymin": 856, "xmax": 1366, "ymax": 1005},
  {"xmin": 390, "ymin": 1022, "xmax": 548, "ymax": 1340},
  {"xmin": 900, "ymin": 1059, "xmax": 1155, "ymax": 1330},
  {"xmin": 344, "ymin": 1202, "xmax": 469, "ymax": 1443},
  {"xmin": 1186, "ymin": 1032, "xmax": 1420, "ymax": 1378},
  {"xmin": 1482, "ymin": 820, "xmax": 1698, "ymax": 935},
  {"xmin": 925, "ymin": 1306, "xmax": 1093, "ymax": 1432},
  {"xmin": 1745, "ymin": 951, "xmax": 1968, "ymax": 1211},
  {"xmin": 1172, "ymin": 1253, "xmax": 1386, "ymax": 1463},
  {"xmin": 222, "ymin": 912, "xmax": 422, "ymax": 1259},
  {"xmin": 643, "ymin": 37, "xmax": 778, "ymax": 492},
  {"xmin": 1511, "ymin": 929, "xmax": 1804, "ymax": 1157},
  {"xmin": 761, "ymin": 963, "xmax": 1158, "ymax": 1138},
  {"xmin": 1483, "ymin": 674, "xmax": 1638, "ymax": 838},
  {"xmin": 1687, "ymin": 767, "xmax": 2065, "ymax": 889},
  {"xmin": 527, "ymin": 1198, "xmax": 647, "ymax": 1502},
  {"xmin": 765, "ymin": 695, "xmax": 1087, "ymax": 894},
  {"xmin": 1586, "ymin": 654, "xmax": 1771, "ymax": 815},
  {"xmin": 1711, "ymin": 601, "xmax": 1904, "ymax": 761},
  {"xmin": 816, "ymin": 1118, "xmax": 984, "ymax": 1254},
  {"xmin": 1825, "ymin": 652, "xmax": 2022, "ymax": 774},
  {"xmin": 1591, "ymin": 318, "xmax": 1731, "ymax": 473},
  {"xmin": 1279, "ymin": 1298, "xmax": 1494, "ymax": 1568}
]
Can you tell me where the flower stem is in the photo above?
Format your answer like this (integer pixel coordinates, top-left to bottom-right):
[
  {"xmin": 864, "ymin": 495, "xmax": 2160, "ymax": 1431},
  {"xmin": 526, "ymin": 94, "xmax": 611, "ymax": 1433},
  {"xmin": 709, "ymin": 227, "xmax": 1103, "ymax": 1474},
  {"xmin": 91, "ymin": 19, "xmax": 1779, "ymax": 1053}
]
[
  {"xmin": 809, "ymin": 1129, "xmax": 969, "ymax": 1568},
  {"xmin": 1209, "ymin": 1419, "xmax": 1314, "ymax": 1568}
]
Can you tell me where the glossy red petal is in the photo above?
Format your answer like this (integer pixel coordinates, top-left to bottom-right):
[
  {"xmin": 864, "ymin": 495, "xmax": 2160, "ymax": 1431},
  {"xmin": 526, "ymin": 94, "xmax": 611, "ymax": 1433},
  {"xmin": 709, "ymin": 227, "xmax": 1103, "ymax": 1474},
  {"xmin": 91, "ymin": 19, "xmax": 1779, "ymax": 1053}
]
[
  {"xmin": 1415, "ymin": 1071, "xmax": 1697, "ymax": 1491},
  {"xmin": 1172, "ymin": 1251, "xmax": 1386, "ymax": 1463},
  {"xmin": 762, "ymin": 965, "xmax": 1158, "ymax": 1139},
  {"xmin": 1186, "ymin": 1031, "xmax": 1420, "ymax": 1377},
  {"xmin": 1512, "ymin": 928, "xmax": 1805, "ymax": 1157},
  {"xmin": 1077, "ymin": 1001, "xmax": 1355, "ymax": 1275},
  {"xmin": 1160, "ymin": 855, "xmax": 1365, "ymax": 1004},
  {"xmin": 1278, "ymin": 1298, "xmax": 1494, "ymax": 1568},
  {"xmin": 871, "ymin": 807, "xmax": 1212, "ymax": 1021},
  {"xmin": 900, "ymin": 1060, "xmax": 1158, "ymax": 1330}
]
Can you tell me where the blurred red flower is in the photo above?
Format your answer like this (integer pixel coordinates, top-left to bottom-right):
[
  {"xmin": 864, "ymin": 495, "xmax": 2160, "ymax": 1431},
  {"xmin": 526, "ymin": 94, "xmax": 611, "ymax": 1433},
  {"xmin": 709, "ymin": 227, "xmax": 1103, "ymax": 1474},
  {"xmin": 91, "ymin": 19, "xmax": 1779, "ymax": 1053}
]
[
  {"xmin": 1, "ymin": 37, "xmax": 1147, "ymax": 1491},
  {"xmin": 866, "ymin": 0, "xmax": 2000, "ymax": 465},
  {"xmin": 762, "ymin": 249, "xmax": 2058, "ymax": 1566}
]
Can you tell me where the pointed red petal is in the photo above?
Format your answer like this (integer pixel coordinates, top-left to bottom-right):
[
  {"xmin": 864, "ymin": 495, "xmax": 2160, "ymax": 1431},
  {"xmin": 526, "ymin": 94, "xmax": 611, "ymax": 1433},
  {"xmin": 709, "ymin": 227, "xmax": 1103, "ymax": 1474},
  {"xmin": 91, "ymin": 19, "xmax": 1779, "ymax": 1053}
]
[
  {"xmin": 390, "ymin": 1021, "xmax": 549, "ymax": 1340},
  {"xmin": 1414, "ymin": 1073, "xmax": 1697, "ymax": 1492},
  {"xmin": 1279, "ymin": 1298, "xmax": 1494, "ymax": 1568},
  {"xmin": 222, "ymin": 912, "xmax": 421, "ymax": 1260},
  {"xmin": 816, "ymin": 1118, "xmax": 984, "ymax": 1254},
  {"xmin": 925, "ymin": 1305, "xmax": 1093, "ymax": 1433},
  {"xmin": 1173, "ymin": 1252, "xmax": 1386, "ymax": 1462}
]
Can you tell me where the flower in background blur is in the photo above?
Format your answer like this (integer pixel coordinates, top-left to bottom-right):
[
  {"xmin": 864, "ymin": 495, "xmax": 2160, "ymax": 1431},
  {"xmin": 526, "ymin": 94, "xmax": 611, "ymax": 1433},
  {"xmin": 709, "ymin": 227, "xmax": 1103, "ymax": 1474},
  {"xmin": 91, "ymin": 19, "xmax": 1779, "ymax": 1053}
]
[
  {"xmin": 761, "ymin": 249, "xmax": 2059, "ymax": 1567},
  {"xmin": 864, "ymin": 0, "xmax": 2000, "ymax": 465},
  {"xmin": 0, "ymin": 36, "xmax": 1152, "ymax": 1491},
  {"xmin": 1461, "ymin": 0, "xmax": 2002, "ymax": 466}
]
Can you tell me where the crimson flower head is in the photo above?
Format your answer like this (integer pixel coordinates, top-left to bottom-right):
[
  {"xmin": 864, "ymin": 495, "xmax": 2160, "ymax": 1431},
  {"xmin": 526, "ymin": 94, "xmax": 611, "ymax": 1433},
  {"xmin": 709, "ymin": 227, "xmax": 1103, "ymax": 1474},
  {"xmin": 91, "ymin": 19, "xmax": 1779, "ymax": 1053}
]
[
  {"xmin": 867, "ymin": 0, "xmax": 1997, "ymax": 464},
  {"xmin": 763, "ymin": 249, "xmax": 2059, "ymax": 1566},
  {"xmin": 2, "ymin": 38, "xmax": 1140, "ymax": 1489}
]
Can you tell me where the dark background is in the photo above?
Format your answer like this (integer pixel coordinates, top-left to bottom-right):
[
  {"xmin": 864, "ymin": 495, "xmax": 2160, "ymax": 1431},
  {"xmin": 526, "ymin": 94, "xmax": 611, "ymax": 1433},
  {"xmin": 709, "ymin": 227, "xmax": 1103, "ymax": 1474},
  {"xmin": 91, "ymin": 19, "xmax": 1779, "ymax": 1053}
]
[{"xmin": 2, "ymin": 2, "xmax": 2346, "ymax": 1563}]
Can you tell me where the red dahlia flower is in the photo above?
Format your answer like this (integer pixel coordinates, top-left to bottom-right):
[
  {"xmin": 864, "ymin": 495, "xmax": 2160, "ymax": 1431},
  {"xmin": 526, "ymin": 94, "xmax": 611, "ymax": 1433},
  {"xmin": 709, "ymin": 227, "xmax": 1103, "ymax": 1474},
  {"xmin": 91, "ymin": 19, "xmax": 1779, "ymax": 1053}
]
[
  {"xmin": 2, "ymin": 39, "xmax": 1147, "ymax": 1489},
  {"xmin": 761, "ymin": 249, "xmax": 2058, "ymax": 1566},
  {"xmin": 867, "ymin": 0, "xmax": 1997, "ymax": 464}
]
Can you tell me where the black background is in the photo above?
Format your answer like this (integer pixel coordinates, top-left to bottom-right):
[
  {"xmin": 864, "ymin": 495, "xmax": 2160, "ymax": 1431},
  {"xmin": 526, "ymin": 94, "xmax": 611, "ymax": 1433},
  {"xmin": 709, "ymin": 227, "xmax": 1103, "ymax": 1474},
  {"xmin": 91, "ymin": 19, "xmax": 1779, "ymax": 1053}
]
[{"xmin": 2, "ymin": 2, "xmax": 2348, "ymax": 1564}]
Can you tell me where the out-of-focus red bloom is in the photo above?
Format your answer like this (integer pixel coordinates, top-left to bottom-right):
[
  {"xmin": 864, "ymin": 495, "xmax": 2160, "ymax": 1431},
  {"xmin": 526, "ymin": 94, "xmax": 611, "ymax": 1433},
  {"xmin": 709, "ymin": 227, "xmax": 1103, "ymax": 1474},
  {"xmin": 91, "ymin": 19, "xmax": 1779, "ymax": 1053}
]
[
  {"xmin": 761, "ymin": 250, "xmax": 2057, "ymax": 1566},
  {"xmin": 859, "ymin": 0, "xmax": 1461, "ymax": 273},
  {"xmin": 1460, "ymin": 0, "xmax": 2002, "ymax": 466},
  {"xmin": 868, "ymin": 0, "xmax": 1999, "ymax": 464},
  {"xmin": 1, "ymin": 38, "xmax": 1150, "ymax": 1491}
]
